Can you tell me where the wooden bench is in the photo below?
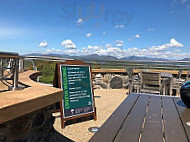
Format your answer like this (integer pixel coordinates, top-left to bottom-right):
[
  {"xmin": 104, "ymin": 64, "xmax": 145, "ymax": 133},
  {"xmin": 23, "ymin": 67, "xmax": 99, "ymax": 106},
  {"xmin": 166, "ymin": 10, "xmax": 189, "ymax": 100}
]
[{"xmin": 90, "ymin": 93, "xmax": 190, "ymax": 142}]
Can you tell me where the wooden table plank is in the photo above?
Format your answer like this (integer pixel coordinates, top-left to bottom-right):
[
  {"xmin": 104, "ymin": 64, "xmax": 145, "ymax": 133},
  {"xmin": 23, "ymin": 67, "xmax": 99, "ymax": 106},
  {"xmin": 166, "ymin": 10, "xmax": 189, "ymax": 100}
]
[
  {"xmin": 140, "ymin": 95, "xmax": 163, "ymax": 142},
  {"xmin": 114, "ymin": 94, "xmax": 149, "ymax": 142},
  {"xmin": 162, "ymin": 97, "xmax": 188, "ymax": 142},
  {"xmin": 89, "ymin": 93, "xmax": 140, "ymax": 142},
  {"xmin": 173, "ymin": 97, "xmax": 190, "ymax": 141}
]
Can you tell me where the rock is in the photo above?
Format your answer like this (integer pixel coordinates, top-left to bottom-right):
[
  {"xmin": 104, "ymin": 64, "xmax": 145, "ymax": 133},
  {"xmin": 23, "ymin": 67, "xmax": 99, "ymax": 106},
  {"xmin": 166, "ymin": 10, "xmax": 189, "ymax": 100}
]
[
  {"xmin": 110, "ymin": 76, "xmax": 123, "ymax": 89},
  {"xmin": 1, "ymin": 104, "xmax": 56, "ymax": 142},
  {"xmin": 95, "ymin": 74, "xmax": 102, "ymax": 79},
  {"xmin": 123, "ymin": 76, "xmax": 129, "ymax": 84},
  {"xmin": 98, "ymin": 82, "xmax": 108, "ymax": 89},
  {"xmin": 33, "ymin": 109, "xmax": 46, "ymax": 129},
  {"xmin": 94, "ymin": 74, "xmax": 103, "ymax": 84},
  {"xmin": 94, "ymin": 85, "xmax": 103, "ymax": 89},
  {"xmin": 103, "ymin": 74, "xmax": 112, "ymax": 83},
  {"xmin": 11, "ymin": 113, "xmax": 33, "ymax": 135},
  {"xmin": 94, "ymin": 78, "xmax": 108, "ymax": 89},
  {"xmin": 0, "ymin": 123, "xmax": 10, "ymax": 141}
]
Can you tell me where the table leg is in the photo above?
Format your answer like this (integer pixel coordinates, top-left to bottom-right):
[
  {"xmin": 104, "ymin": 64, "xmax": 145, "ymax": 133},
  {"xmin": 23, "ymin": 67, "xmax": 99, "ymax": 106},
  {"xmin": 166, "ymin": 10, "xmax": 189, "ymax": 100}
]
[
  {"xmin": 169, "ymin": 77, "xmax": 173, "ymax": 96},
  {"xmin": 163, "ymin": 80, "xmax": 166, "ymax": 96}
]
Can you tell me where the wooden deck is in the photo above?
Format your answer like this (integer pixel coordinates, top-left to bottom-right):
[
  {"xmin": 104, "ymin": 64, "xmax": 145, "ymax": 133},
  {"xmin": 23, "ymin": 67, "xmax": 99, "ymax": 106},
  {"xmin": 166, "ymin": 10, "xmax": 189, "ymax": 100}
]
[
  {"xmin": 90, "ymin": 93, "xmax": 190, "ymax": 142},
  {"xmin": 0, "ymin": 70, "xmax": 63, "ymax": 124}
]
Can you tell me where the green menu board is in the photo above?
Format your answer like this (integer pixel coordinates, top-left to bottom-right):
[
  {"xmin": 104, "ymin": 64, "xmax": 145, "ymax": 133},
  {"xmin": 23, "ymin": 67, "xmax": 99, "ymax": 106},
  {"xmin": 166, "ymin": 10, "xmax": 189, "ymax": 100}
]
[{"xmin": 60, "ymin": 65, "xmax": 94, "ymax": 118}]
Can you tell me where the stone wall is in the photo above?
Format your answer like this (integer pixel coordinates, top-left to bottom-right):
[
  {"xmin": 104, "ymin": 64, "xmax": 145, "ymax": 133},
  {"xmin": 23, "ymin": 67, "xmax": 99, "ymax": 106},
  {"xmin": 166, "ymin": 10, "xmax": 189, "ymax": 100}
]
[
  {"xmin": 0, "ymin": 104, "xmax": 59, "ymax": 142},
  {"xmin": 93, "ymin": 73, "xmax": 129, "ymax": 89}
]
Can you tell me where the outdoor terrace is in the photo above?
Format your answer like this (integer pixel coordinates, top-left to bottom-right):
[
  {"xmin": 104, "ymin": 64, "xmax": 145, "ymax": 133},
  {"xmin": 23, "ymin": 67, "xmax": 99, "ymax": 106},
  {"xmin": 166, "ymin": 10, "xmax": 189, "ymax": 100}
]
[{"xmin": 1, "ymin": 52, "xmax": 190, "ymax": 141}]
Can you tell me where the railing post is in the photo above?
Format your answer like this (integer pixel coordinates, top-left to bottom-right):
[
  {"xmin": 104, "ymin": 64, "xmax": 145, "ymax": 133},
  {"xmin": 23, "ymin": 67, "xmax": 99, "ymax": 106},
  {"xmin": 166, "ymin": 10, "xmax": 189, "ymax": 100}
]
[
  {"xmin": 19, "ymin": 58, "xmax": 24, "ymax": 72},
  {"xmin": 13, "ymin": 58, "xmax": 19, "ymax": 89},
  {"xmin": 0, "ymin": 59, "xmax": 3, "ymax": 77},
  {"xmin": 9, "ymin": 58, "xmax": 22, "ymax": 91},
  {"xmin": 32, "ymin": 59, "xmax": 37, "ymax": 71}
]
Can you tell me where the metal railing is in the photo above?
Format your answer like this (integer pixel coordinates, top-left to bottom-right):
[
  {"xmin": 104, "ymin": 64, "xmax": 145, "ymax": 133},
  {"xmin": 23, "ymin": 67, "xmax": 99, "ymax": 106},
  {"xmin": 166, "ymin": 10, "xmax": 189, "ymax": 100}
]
[
  {"xmin": 0, "ymin": 52, "xmax": 21, "ymax": 90},
  {"xmin": 2, "ymin": 51, "xmax": 190, "ymax": 91},
  {"xmin": 85, "ymin": 60, "xmax": 190, "ymax": 71},
  {"xmin": 21, "ymin": 56, "xmax": 190, "ymax": 72},
  {"xmin": 21, "ymin": 55, "xmax": 73, "ymax": 71}
]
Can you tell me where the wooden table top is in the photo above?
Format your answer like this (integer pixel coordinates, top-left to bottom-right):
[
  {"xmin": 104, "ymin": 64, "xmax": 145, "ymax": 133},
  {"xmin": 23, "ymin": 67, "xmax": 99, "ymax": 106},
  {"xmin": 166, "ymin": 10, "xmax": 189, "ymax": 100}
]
[{"xmin": 90, "ymin": 93, "xmax": 190, "ymax": 142}]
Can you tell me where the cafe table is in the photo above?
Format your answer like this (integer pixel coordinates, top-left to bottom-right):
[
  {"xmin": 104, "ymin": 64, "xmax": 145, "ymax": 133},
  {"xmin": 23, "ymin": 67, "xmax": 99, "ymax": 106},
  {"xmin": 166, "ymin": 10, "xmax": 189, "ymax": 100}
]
[{"xmin": 90, "ymin": 93, "xmax": 190, "ymax": 142}]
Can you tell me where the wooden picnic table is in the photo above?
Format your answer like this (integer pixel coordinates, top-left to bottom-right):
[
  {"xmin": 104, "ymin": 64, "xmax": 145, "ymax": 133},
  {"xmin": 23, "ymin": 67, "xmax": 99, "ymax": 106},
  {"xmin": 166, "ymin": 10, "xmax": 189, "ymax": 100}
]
[{"xmin": 90, "ymin": 93, "xmax": 190, "ymax": 142}]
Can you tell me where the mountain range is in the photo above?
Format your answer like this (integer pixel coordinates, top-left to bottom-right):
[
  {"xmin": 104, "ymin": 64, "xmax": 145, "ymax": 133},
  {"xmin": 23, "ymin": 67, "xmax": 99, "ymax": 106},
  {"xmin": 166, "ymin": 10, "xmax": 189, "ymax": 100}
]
[{"xmin": 24, "ymin": 53, "xmax": 187, "ymax": 61}]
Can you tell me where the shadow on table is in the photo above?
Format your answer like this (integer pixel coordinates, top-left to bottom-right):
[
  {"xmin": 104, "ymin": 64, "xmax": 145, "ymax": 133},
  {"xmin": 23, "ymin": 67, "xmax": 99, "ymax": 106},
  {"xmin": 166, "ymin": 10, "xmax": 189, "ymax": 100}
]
[{"xmin": 177, "ymin": 100, "xmax": 186, "ymax": 108}]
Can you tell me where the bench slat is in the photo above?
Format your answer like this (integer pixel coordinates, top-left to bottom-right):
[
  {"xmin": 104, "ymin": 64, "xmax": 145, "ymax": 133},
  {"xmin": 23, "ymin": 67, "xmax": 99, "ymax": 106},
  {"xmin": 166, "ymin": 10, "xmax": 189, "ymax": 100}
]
[
  {"xmin": 140, "ymin": 95, "xmax": 163, "ymax": 142},
  {"xmin": 114, "ymin": 94, "xmax": 149, "ymax": 142},
  {"xmin": 162, "ymin": 97, "xmax": 188, "ymax": 142},
  {"xmin": 89, "ymin": 93, "xmax": 139, "ymax": 142},
  {"xmin": 173, "ymin": 97, "xmax": 190, "ymax": 141}
]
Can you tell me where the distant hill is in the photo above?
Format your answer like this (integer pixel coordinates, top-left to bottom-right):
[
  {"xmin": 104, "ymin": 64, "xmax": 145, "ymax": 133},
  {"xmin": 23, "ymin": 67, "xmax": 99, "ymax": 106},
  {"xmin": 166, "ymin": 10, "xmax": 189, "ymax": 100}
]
[
  {"xmin": 23, "ymin": 53, "xmax": 168, "ymax": 61},
  {"xmin": 25, "ymin": 53, "xmax": 71, "ymax": 58},
  {"xmin": 72, "ymin": 54, "xmax": 119, "ymax": 61},
  {"xmin": 179, "ymin": 58, "xmax": 190, "ymax": 61},
  {"xmin": 119, "ymin": 56, "xmax": 168, "ymax": 61},
  {"xmin": 24, "ymin": 53, "xmax": 119, "ymax": 61}
]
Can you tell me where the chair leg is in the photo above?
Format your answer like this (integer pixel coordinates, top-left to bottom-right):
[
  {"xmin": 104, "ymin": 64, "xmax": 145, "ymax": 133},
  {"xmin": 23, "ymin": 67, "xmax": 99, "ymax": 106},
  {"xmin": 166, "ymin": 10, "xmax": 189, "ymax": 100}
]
[
  {"xmin": 128, "ymin": 85, "xmax": 132, "ymax": 94},
  {"xmin": 176, "ymin": 88, "xmax": 180, "ymax": 97}
]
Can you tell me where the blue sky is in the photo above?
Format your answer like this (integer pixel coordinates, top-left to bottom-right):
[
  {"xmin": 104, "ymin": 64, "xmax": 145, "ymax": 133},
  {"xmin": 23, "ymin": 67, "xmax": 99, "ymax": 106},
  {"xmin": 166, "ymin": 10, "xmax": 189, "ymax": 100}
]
[{"xmin": 0, "ymin": 0, "xmax": 190, "ymax": 59}]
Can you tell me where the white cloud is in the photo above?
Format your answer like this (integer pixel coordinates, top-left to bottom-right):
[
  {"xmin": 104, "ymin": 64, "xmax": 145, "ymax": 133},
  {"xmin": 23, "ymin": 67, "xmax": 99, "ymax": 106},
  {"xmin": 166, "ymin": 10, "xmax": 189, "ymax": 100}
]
[
  {"xmin": 147, "ymin": 28, "xmax": 155, "ymax": 32},
  {"xmin": 76, "ymin": 18, "xmax": 84, "ymax": 25},
  {"xmin": 58, "ymin": 38, "xmax": 185, "ymax": 59},
  {"xmin": 115, "ymin": 40, "xmax": 124, "ymax": 47},
  {"xmin": 95, "ymin": 47, "xmax": 124, "ymax": 58},
  {"xmin": 115, "ymin": 25, "xmax": 125, "ymax": 29},
  {"xmin": 115, "ymin": 40, "xmax": 124, "ymax": 44},
  {"xmin": 63, "ymin": 49, "xmax": 78, "ymax": 54},
  {"xmin": 116, "ymin": 43, "xmax": 123, "ymax": 47},
  {"xmin": 135, "ymin": 34, "xmax": 140, "ymax": 38},
  {"xmin": 87, "ymin": 45, "xmax": 100, "ymax": 50},
  {"xmin": 86, "ymin": 33, "xmax": 92, "ymax": 37},
  {"xmin": 170, "ymin": 38, "xmax": 184, "ymax": 47},
  {"xmin": 81, "ymin": 45, "xmax": 101, "ymax": 54},
  {"xmin": 77, "ymin": 38, "xmax": 185, "ymax": 59},
  {"xmin": 39, "ymin": 41, "xmax": 48, "ymax": 47},
  {"xmin": 46, "ymin": 48, "xmax": 60, "ymax": 53},
  {"xmin": 61, "ymin": 39, "xmax": 76, "ymax": 49},
  {"xmin": 151, "ymin": 38, "xmax": 184, "ymax": 51},
  {"xmin": 105, "ymin": 44, "xmax": 112, "ymax": 48},
  {"xmin": 103, "ymin": 31, "xmax": 106, "ymax": 35}
]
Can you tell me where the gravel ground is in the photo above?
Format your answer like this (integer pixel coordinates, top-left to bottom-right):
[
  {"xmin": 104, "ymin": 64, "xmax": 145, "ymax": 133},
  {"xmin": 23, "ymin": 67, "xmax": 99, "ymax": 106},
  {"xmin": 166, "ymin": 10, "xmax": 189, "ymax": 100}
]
[{"xmin": 53, "ymin": 89, "xmax": 128, "ymax": 142}]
